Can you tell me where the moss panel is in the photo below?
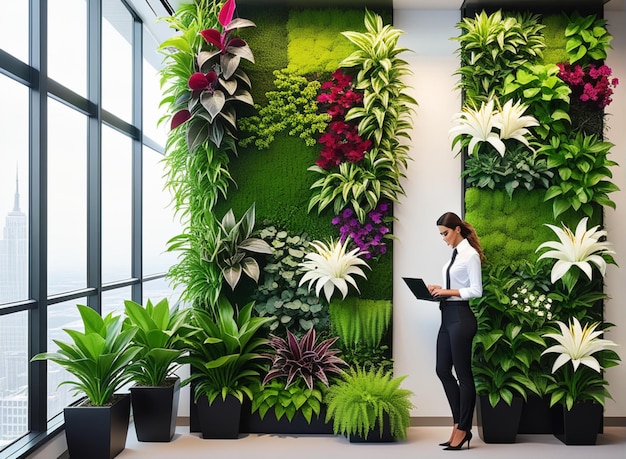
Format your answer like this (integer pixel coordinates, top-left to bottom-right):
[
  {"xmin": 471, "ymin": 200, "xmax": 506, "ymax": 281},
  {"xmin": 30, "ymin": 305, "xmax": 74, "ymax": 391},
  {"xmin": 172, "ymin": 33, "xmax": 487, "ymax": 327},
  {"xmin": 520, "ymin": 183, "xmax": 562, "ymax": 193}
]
[
  {"xmin": 285, "ymin": 9, "xmax": 369, "ymax": 75},
  {"xmin": 464, "ymin": 188, "xmax": 601, "ymax": 267},
  {"xmin": 541, "ymin": 13, "xmax": 568, "ymax": 65}
]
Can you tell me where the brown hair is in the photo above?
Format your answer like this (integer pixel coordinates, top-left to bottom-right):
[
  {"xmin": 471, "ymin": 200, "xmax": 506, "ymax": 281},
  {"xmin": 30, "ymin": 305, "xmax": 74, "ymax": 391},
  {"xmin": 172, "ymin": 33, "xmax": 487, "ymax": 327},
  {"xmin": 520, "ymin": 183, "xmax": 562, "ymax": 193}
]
[{"xmin": 436, "ymin": 212, "xmax": 485, "ymax": 263}]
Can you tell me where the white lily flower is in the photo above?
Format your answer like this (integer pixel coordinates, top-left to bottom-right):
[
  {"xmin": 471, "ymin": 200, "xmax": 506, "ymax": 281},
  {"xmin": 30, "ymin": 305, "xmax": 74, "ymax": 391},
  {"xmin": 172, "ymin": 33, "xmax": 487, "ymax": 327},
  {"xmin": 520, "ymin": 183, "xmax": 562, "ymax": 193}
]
[
  {"xmin": 449, "ymin": 98, "xmax": 505, "ymax": 156},
  {"xmin": 298, "ymin": 238, "xmax": 369, "ymax": 303},
  {"xmin": 542, "ymin": 317, "xmax": 618, "ymax": 373},
  {"xmin": 494, "ymin": 99, "xmax": 539, "ymax": 150},
  {"xmin": 536, "ymin": 217, "xmax": 615, "ymax": 283}
]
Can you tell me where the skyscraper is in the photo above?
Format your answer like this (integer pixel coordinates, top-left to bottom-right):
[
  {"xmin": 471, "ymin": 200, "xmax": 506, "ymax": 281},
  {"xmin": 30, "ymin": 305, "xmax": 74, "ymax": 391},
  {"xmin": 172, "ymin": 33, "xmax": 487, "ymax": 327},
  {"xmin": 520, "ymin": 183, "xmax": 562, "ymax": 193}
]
[{"xmin": 0, "ymin": 168, "xmax": 28, "ymax": 446}]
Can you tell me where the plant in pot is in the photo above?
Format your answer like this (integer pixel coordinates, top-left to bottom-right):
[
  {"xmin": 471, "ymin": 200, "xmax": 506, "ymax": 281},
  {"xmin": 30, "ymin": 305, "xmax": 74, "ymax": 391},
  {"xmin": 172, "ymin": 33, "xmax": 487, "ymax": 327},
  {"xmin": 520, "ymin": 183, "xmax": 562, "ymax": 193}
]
[
  {"xmin": 244, "ymin": 326, "xmax": 347, "ymax": 434},
  {"xmin": 31, "ymin": 304, "xmax": 140, "ymax": 459},
  {"xmin": 471, "ymin": 263, "xmax": 544, "ymax": 444},
  {"xmin": 324, "ymin": 366, "xmax": 414, "ymax": 442},
  {"xmin": 541, "ymin": 317, "xmax": 620, "ymax": 445},
  {"xmin": 179, "ymin": 296, "xmax": 273, "ymax": 439},
  {"xmin": 123, "ymin": 298, "xmax": 191, "ymax": 442}
]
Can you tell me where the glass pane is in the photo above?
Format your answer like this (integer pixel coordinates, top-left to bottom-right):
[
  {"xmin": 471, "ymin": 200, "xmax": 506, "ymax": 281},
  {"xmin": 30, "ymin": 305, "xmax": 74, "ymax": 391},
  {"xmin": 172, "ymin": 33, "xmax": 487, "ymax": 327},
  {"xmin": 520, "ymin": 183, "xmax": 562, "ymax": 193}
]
[
  {"xmin": 48, "ymin": 0, "xmax": 87, "ymax": 96},
  {"xmin": 0, "ymin": 1, "xmax": 28, "ymax": 63},
  {"xmin": 0, "ymin": 311, "xmax": 28, "ymax": 446},
  {"xmin": 102, "ymin": 126, "xmax": 132, "ymax": 283},
  {"xmin": 142, "ymin": 27, "xmax": 168, "ymax": 145},
  {"xmin": 102, "ymin": 286, "xmax": 131, "ymax": 318},
  {"xmin": 142, "ymin": 277, "xmax": 183, "ymax": 308},
  {"xmin": 142, "ymin": 146, "xmax": 179, "ymax": 276},
  {"xmin": 47, "ymin": 99, "xmax": 87, "ymax": 296},
  {"xmin": 0, "ymin": 76, "xmax": 29, "ymax": 305},
  {"xmin": 102, "ymin": 0, "xmax": 133, "ymax": 122},
  {"xmin": 47, "ymin": 299, "xmax": 87, "ymax": 420}
]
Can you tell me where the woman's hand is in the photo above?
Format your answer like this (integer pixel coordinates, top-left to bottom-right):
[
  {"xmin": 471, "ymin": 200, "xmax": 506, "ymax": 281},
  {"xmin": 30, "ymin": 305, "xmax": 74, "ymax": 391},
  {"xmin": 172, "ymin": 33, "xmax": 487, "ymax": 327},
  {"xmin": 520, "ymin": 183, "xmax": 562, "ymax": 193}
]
[{"xmin": 428, "ymin": 285, "xmax": 442, "ymax": 296}]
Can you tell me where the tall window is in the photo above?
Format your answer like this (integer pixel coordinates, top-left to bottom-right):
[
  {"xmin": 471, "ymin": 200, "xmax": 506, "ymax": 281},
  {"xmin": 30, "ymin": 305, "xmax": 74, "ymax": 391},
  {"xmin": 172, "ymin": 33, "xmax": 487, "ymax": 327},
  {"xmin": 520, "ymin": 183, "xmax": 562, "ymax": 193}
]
[{"xmin": 0, "ymin": 0, "xmax": 179, "ymax": 455}]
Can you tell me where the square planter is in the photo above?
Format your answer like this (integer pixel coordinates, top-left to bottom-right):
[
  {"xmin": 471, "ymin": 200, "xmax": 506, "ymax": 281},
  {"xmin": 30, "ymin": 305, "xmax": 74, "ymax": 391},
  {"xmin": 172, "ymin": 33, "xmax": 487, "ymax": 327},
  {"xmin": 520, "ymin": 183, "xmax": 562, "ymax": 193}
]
[
  {"xmin": 130, "ymin": 377, "xmax": 181, "ymax": 442},
  {"xmin": 196, "ymin": 394, "xmax": 242, "ymax": 439},
  {"xmin": 552, "ymin": 400, "xmax": 603, "ymax": 445},
  {"xmin": 240, "ymin": 402, "xmax": 333, "ymax": 434},
  {"xmin": 476, "ymin": 395, "xmax": 523, "ymax": 444},
  {"xmin": 64, "ymin": 394, "xmax": 131, "ymax": 459},
  {"xmin": 518, "ymin": 394, "xmax": 553, "ymax": 434}
]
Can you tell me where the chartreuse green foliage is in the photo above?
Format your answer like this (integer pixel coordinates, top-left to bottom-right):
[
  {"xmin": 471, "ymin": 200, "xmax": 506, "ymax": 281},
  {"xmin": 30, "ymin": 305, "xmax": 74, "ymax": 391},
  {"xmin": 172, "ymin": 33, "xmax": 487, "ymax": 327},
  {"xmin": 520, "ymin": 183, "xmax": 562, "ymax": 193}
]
[
  {"xmin": 239, "ymin": 69, "xmax": 330, "ymax": 149},
  {"xmin": 251, "ymin": 379, "xmax": 324, "ymax": 423},
  {"xmin": 540, "ymin": 14, "xmax": 569, "ymax": 65},
  {"xmin": 31, "ymin": 305, "xmax": 140, "ymax": 406},
  {"xmin": 329, "ymin": 298, "xmax": 391, "ymax": 350},
  {"xmin": 564, "ymin": 11, "xmax": 613, "ymax": 66},
  {"xmin": 286, "ymin": 9, "xmax": 368, "ymax": 75},
  {"xmin": 464, "ymin": 188, "xmax": 596, "ymax": 266},
  {"xmin": 325, "ymin": 367, "xmax": 414, "ymax": 440}
]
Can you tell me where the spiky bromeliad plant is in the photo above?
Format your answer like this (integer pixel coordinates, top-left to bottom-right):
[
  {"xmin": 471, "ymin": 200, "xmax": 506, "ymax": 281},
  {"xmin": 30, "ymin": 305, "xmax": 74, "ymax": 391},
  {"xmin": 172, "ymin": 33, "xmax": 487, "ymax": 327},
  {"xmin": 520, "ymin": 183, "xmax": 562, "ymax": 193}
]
[
  {"xmin": 324, "ymin": 366, "xmax": 414, "ymax": 440},
  {"xmin": 307, "ymin": 9, "xmax": 417, "ymax": 224}
]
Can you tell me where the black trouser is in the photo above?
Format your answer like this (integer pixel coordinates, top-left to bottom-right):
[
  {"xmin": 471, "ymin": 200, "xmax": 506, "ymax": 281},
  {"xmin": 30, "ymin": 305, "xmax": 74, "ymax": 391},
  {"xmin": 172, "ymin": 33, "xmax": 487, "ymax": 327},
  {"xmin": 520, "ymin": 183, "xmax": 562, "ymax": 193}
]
[{"xmin": 436, "ymin": 301, "xmax": 477, "ymax": 432}]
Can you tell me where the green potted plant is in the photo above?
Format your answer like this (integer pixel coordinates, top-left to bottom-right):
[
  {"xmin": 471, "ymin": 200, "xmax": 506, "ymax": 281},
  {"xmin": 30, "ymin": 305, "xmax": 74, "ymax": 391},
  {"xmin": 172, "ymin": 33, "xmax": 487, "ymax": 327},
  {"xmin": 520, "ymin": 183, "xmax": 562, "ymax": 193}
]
[
  {"xmin": 31, "ymin": 304, "xmax": 140, "ymax": 459},
  {"xmin": 542, "ymin": 317, "xmax": 620, "ymax": 445},
  {"xmin": 123, "ymin": 298, "xmax": 191, "ymax": 442},
  {"xmin": 242, "ymin": 327, "xmax": 346, "ymax": 434},
  {"xmin": 179, "ymin": 296, "xmax": 273, "ymax": 439},
  {"xmin": 324, "ymin": 366, "xmax": 413, "ymax": 442}
]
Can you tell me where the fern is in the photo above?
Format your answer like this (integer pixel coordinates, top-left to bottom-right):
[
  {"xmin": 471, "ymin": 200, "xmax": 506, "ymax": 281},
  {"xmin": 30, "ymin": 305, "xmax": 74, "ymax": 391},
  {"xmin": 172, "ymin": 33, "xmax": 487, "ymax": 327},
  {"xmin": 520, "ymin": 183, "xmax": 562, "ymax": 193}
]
[
  {"xmin": 325, "ymin": 367, "xmax": 413, "ymax": 440},
  {"xmin": 329, "ymin": 297, "xmax": 391, "ymax": 349}
]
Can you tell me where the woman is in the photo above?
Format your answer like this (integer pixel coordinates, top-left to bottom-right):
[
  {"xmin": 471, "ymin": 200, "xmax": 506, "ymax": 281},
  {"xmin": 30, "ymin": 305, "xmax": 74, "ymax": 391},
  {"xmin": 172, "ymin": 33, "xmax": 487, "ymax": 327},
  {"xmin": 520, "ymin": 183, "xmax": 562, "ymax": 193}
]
[{"xmin": 428, "ymin": 212, "xmax": 484, "ymax": 451}]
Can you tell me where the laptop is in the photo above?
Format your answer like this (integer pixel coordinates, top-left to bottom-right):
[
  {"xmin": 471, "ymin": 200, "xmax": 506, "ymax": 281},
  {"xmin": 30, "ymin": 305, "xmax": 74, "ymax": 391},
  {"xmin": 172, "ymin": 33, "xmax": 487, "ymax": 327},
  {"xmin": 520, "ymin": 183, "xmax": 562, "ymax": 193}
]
[{"xmin": 402, "ymin": 277, "xmax": 441, "ymax": 302}]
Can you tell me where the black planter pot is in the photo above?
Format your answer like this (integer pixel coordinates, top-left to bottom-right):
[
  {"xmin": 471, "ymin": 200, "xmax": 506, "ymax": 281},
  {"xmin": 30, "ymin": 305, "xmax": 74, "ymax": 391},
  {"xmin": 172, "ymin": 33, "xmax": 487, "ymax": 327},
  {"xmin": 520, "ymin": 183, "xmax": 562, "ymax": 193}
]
[
  {"xmin": 476, "ymin": 395, "xmax": 523, "ymax": 443},
  {"xmin": 196, "ymin": 394, "xmax": 242, "ymax": 439},
  {"xmin": 518, "ymin": 394, "xmax": 552, "ymax": 434},
  {"xmin": 347, "ymin": 413, "xmax": 396, "ymax": 443},
  {"xmin": 130, "ymin": 377, "xmax": 181, "ymax": 442},
  {"xmin": 64, "ymin": 393, "xmax": 131, "ymax": 459},
  {"xmin": 240, "ymin": 402, "xmax": 333, "ymax": 434},
  {"xmin": 552, "ymin": 400, "xmax": 603, "ymax": 445}
]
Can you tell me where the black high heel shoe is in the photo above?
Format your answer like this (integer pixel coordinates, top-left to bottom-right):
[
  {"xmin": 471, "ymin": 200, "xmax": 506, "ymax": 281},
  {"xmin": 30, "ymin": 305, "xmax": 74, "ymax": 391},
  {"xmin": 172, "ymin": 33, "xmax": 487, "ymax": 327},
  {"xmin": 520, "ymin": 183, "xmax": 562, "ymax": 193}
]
[
  {"xmin": 438, "ymin": 441, "xmax": 451, "ymax": 447},
  {"xmin": 443, "ymin": 431, "xmax": 472, "ymax": 450}
]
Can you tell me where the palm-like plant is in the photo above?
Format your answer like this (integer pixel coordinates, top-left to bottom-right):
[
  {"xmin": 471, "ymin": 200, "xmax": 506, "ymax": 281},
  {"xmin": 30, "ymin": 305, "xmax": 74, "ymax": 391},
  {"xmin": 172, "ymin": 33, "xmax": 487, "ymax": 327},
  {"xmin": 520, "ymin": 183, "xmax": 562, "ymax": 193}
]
[
  {"xmin": 298, "ymin": 238, "xmax": 369, "ymax": 303},
  {"xmin": 31, "ymin": 305, "xmax": 140, "ymax": 406},
  {"xmin": 179, "ymin": 297, "xmax": 273, "ymax": 404},
  {"xmin": 542, "ymin": 317, "xmax": 620, "ymax": 409},
  {"xmin": 536, "ymin": 217, "xmax": 616, "ymax": 292},
  {"xmin": 123, "ymin": 298, "xmax": 191, "ymax": 386}
]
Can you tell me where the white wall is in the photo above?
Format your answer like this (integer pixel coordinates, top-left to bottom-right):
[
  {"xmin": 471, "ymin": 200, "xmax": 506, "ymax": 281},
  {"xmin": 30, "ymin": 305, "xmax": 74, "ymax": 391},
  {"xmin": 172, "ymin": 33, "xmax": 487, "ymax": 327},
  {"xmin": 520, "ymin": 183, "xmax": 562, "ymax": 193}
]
[{"xmin": 393, "ymin": 7, "xmax": 626, "ymax": 420}]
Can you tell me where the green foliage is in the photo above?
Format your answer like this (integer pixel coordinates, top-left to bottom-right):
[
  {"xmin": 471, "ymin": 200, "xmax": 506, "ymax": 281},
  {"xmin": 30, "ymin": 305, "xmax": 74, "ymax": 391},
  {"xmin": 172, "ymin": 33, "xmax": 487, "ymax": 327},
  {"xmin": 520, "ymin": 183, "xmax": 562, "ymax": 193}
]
[
  {"xmin": 329, "ymin": 298, "xmax": 391, "ymax": 349},
  {"xmin": 501, "ymin": 62, "xmax": 571, "ymax": 140},
  {"xmin": 252, "ymin": 226, "xmax": 328, "ymax": 336},
  {"xmin": 453, "ymin": 10, "xmax": 546, "ymax": 106},
  {"xmin": 463, "ymin": 143, "xmax": 553, "ymax": 198},
  {"xmin": 306, "ymin": 9, "xmax": 417, "ymax": 224},
  {"xmin": 325, "ymin": 367, "xmax": 414, "ymax": 440},
  {"xmin": 239, "ymin": 69, "xmax": 330, "ymax": 149},
  {"xmin": 31, "ymin": 305, "xmax": 140, "ymax": 406},
  {"xmin": 540, "ymin": 14, "xmax": 569, "ymax": 65},
  {"xmin": 251, "ymin": 379, "xmax": 324, "ymax": 423},
  {"xmin": 464, "ymin": 189, "xmax": 561, "ymax": 266},
  {"xmin": 286, "ymin": 9, "xmax": 366, "ymax": 75},
  {"xmin": 209, "ymin": 203, "xmax": 273, "ymax": 291},
  {"xmin": 564, "ymin": 12, "xmax": 613, "ymax": 66},
  {"xmin": 123, "ymin": 298, "xmax": 191, "ymax": 386},
  {"xmin": 179, "ymin": 297, "xmax": 273, "ymax": 404},
  {"xmin": 539, "ymin": 133, "xmax": 620, "ymax": 219},
  {"xmin": 336, "ymin": 342, "xmax": 393, "ymax": 374}
]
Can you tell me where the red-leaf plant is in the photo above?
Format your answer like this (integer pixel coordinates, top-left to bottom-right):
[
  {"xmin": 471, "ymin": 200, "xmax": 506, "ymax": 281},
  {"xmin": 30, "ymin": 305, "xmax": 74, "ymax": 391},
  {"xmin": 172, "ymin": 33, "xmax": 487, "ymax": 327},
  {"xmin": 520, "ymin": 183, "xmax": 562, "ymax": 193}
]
[
  {"xmin": 262, "ymin": 327, "xmax": 348, "ymax": 391},
  {"xmin": 171, "ymin": 0, "xmax": 255, "ymax": 151}
]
